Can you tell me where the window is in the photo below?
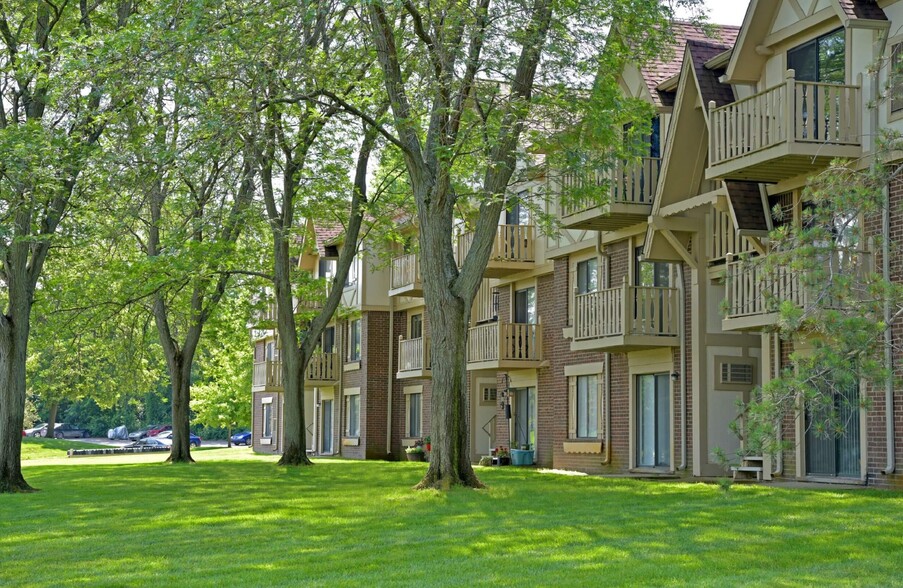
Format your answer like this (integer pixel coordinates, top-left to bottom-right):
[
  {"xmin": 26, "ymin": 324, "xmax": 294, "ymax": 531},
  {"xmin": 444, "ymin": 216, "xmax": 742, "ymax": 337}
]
[
  {"xmin": 481, "ymin": 386, "xmax": 498, "ymax": 405},
  {"xmin": 345, "ymin": 259, "xmax": 358, "ymax": 287},
  {"xmin": 345, "ymin": 390, "xmax": 360, "ymax": 437},
  {"xmin": 891, "ymin": 42, "xmax": 903, "ymax": 114},
  {"xmin": 319, "ymin": 258, "xmax": 336, "ymax": 279},
  {"xmin": 262, "ymin": 400, "xmax": 274, "ymax": 438},
  {"xmin": 410, "ymin": 313, "xmax": 423, "ymax": 339},
  {"xmin": 635, "ymin": 247, "xmax": 669, "ymax": 287},
  {"xmin": 265, "ymin": 341, "xmax": 278, "ymax": 361},
  {"xmin": 576, "ymin": 258, "xmax": 598, "ymax": 294},
  {"xmin": 321, "ymin": 326, "xmax": 335, "ymax": 354},
  {"xmin": 513, "ymin": 387, "xmax": 536, "ymax": 450},
  {"xmin": 788, "ymin": 28, "xmax": 845, "ymax": 84},
  {"xmin": 506, "ymin": 191, "xmax": 531, "ymax": 226},
  {"xmin": 514, "ymin": 287, "xmax": 536, "ymax": 324},
  {"xmin": 406, "ymin": 392, "xmax": 422, "ymax": 438},
  {"xmin": 348, "ymin": 319, "xmax": 361, "ymax": 362},
  {"xmin": 576, "ymin": 375, "xmax": 599, "ymax": 439}
]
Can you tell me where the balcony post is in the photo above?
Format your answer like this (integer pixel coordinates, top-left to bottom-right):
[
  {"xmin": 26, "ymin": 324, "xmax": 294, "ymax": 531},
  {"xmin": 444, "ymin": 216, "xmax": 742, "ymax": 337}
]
[
  {"xmin": 498, "ymin": 322, "xmax": 505, "ymax": 362},
  {"xmin": 784, "ymin": 69, "xmax": 795, "ymax": 143},
  {"xmin": 708, "ymin": 100, "xmax": 717, "ymax": 164},
  {"xmin": 621, "ymin": 277, "xmax": 629, "ymax": 336}
]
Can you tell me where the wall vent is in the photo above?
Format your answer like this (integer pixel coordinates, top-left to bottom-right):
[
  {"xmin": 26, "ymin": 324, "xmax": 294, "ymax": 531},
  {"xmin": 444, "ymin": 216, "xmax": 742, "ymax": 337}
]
[{"xmin": 721, "ymin": 362, "xmax": 754, "ymax": 385}]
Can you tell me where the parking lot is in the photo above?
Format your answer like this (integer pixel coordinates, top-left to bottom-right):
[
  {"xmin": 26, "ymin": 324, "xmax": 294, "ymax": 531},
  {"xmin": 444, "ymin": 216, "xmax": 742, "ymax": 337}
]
[{"xmin": 83, "ymin": 437, "xmax": 231, "ymax": 448}]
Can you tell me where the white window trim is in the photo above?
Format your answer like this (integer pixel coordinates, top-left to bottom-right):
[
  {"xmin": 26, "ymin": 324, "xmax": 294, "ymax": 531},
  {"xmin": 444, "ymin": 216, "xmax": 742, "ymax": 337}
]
[
  {"xmin": 344, "ymin": 387, "xmax": 361, "ymax": 438},
  {"xmin": 404, "ymin": 385, "xmax": 423, "ymax": 438},
  {"xmin": 568, "ymin": 374, "xmax": 603, "ymax": 442}
]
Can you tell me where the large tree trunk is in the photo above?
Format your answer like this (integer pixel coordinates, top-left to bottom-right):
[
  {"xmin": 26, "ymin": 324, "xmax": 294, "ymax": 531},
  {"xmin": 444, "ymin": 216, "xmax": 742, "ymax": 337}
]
[
  {"xmin": 279, "ymin": 344, "xmax": 312, "ymax": 466},
  {"xmin": 166, "ymin": 357, "xmax": 194, "ymax": 463},
  {"xmin": 273, "ymin": 227, "xmax": 312, "ymax": 467},
  {"xmin": 45, "ymin": 401, "xmax": 59, "ymax": 439},
  {"xmin": 0, "ymin": 304, "xmax": 36, "ymax": 493},
  {"xmin": 415, "ymin": 293, "xmax": 483, "ymax": 489}
]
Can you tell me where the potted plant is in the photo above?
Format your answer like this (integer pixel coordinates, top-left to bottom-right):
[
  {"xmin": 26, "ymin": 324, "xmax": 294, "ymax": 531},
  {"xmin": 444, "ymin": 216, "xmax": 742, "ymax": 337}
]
[
  {"xmin": 493, "ymin": 446, "xmax": 510, "ymax": 466},
  {"xmin": 405, "ymin": 445, "xmax": 425, "ymax": 462},
  {"xmin": 424, "ymin": 436, "xmax": 431, "ymax": 452},
  {"xmin": 510, "ymin": 444, "xmax": 534, "ymax": 466}
]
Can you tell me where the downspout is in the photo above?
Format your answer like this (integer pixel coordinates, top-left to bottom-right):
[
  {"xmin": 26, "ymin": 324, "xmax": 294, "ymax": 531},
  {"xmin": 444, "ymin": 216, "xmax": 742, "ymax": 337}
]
[
  {"xmin": 883, "ymin": 184, "xmax": 895, "ymax": 475},
  {"xmin": 772, "ymin": 333, "xmax": 783, "ymax": 477},
  {"xmin": 387, "ymin": 296, "xmax": 395, "ymax": 455},
  {"xmin": 677, "ymin": 263, "xmax": 687, "ymax": 471},
  {"xmin": 602, "ymin": 352, "xmax": 612, "ymax": 464},
  {"xmin": 598, "ymin": 235, "xmax": 612, "ymax": 465}
]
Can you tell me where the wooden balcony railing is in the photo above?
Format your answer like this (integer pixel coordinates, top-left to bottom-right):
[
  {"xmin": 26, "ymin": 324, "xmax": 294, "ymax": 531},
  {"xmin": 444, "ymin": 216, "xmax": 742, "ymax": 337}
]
[
  {"xmin": 306, "ymin": 352, "xmax": 338, "ymax": 382},
  {"xmin": 252, "ymin": 352, "xmax": 338, "ymax": 389},
  {"xmin": 724, "ymin": 249, "xmax": 870, "ymax": 321},
  {"xmin": 398, "ymin": 336, "xmax": 430, "ymax": 372},
  {"xmin": 390, "ymin": 253, "xmax": 421, "ymax": 292},
  {"xmin": 709, "ymin": 71, "xmax": 861, "ymax": 168},
  {"xmin": 573, "ymin": 284, "xmax": 679, "ymax": 341},
  {"xmin": 253, "ymin": 360, "xmax": 282, "ymax": 389},
  {"xmin": 457, "ymin": 224, "xmax": 535, "ymax": 267},
  {"xmin": 708, "ymin": 210, "xmax": 756, "ymax": 263},
  {"xmin": 561, "ymin": 157, "xmax": 661, "ymax": 217},
  {"xmin": 467, "ymin": 322, "xmax": 542, "ymax": 364}
]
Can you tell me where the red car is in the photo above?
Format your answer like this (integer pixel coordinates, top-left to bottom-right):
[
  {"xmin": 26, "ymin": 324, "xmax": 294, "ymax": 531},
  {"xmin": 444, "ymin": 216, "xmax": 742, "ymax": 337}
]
[{"xmin": 147, "ymin": 424, "xmax": 172, "ymax": 437}]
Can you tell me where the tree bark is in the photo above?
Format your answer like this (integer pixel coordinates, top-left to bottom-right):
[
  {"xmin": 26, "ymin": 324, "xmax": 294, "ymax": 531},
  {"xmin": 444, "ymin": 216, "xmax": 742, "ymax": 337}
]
[
  {"xmin": 45, "ymin": 401, "xmax": 59, "ymax": 439},
  {"xmin": 414, "ymin": 294, "xmax": 484, "ymax": 489},
  {"xmin": 366, "ymin": 0, "xmax": 552, "ymax": 489},
  {"xmin": 0, "ymin": 308, "xmax": 35, "ymax": 493}
]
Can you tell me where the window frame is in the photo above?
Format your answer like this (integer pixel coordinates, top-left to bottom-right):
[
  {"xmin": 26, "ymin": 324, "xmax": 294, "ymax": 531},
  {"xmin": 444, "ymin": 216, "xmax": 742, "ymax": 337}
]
[
  {"xmin": 344, "ymin": 389, "xmax": 361, "ymax": 438},
  {"xmin": 405, "ymin": 390, "xmax": 422, "ymax": 438},
  {"xmin": 348, "ymin": 319, "xmax": 361, "ymax": 362}
]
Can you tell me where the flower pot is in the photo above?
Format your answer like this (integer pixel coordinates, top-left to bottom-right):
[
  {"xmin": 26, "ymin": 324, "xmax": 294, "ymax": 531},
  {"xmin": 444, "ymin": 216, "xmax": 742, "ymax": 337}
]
[
  {"xmin": 493, "ymin": 456, "xmax": 510, "ymax": 466},
  {"xmin": 510, "ymin": 449, "xmax": 534, "ymax": 466},
  {"xmin": 406, "ymin": 452, "xmax": 425, "ymax": 462}
]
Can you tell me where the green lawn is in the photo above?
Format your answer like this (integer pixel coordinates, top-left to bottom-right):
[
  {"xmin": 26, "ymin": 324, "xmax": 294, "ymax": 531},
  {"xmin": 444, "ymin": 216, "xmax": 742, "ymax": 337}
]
[
  {"xmin": 21, "ymin": 437, "xmax": 109, "ymax": 460},
  {"xmin": 2, "ymin": 454, "xmax": 902, "ymax": 587}
]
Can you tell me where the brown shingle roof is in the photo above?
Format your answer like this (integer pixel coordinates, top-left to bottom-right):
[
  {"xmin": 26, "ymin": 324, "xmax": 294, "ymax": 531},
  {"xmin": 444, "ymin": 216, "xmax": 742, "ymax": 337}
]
[
  {"xmin": 837, "ymin": 0, "xmax": 886, "ymax": 20},
  {"xmin": 314, "ymin": 223, "xmax": 344, "ymax": 257},
  {"xmin": 687, "ymin": 40, "xmax": 735, "ymax": 108},
  {"xmin": 641, "ymin": 23, "xmax": 740, "ymax": 107}
]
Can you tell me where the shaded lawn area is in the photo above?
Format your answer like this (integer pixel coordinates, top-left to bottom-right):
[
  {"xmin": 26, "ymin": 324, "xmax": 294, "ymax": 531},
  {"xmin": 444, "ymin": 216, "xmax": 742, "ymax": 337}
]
[
  {"xmin": 1, "ymin": 458, "xmax": 902, "ymax": 587},
  {"xmin": 21, "ymin": 437, "xmax": 109, "ymax": 460}
]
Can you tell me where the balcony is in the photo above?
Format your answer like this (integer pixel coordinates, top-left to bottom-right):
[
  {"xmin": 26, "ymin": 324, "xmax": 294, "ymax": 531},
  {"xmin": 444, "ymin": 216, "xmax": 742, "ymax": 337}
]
[
  {"xmin": 559, "ymin": 157, "xmax": 661, "ymax": 231},
  {"xmin": 571, "ymin": 284, "xmax": 680, "ymax": 352},
  {"xmin": 397, "ymin": 336, "xmax": 431, "ymax": 379},
  {"xmin": 251, "ymin": 353, "xmax": 339, "ymax": 391},
  {"xmin": 389, "ymin": 253, "xmax": 422, "ymax": 297},
  {"xmin": 707, "ymin": 71, "xmax": 862, "ymax": 183},
  {"xmin": 251, "ymin": 292, "xmax": 327, "ymax": 329},
  {"xmin": 457, "ymin": 225, "xmax": 535, "ymax": 278},
  {"xmin": 466, "ymin": 322, "xmax": 543, "ymax": 370},
  {"xmin": 722, "ymin": 248, "xmax": 870, "ymax": 332}
]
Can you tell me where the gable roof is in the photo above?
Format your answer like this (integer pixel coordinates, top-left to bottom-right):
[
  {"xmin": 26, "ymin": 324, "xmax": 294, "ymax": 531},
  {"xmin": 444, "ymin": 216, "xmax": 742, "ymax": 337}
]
[
  {"xmin": 837, "ymin": 0, "xmax": 886, "ymax": 21},
  {"xmin": 726, "ymin": 0, "xmax": 887, "ymax": 83},
  {"xmin": 687, "ymin": 40, "xmax": 735, "ymax": 108},
  {"xmin": 639, "ymin": 23, "xmax": 739, "ymax": 108}
]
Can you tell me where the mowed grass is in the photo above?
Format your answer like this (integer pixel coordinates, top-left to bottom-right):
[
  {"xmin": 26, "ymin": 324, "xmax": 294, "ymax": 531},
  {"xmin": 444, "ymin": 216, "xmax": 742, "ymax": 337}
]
[
  {"xmin": 1, "ymin": 455, "xmax": 902, "ymax": 587},
  {"xmin": 21, "ymin": 437, "xmax": 109, "ymax": 460}
]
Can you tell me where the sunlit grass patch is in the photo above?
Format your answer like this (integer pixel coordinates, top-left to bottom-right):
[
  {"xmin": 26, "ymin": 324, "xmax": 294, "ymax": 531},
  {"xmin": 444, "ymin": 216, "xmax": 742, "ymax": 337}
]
[{"xmin": 1, "ymin": 457, "xmax": 901, "ymax": 587}]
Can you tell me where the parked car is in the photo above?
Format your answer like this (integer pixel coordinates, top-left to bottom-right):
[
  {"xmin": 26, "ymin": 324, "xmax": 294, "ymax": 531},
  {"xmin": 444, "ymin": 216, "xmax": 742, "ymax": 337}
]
[
  {"xmin": 230, "ymin": 431, "xmax": 252, "ymax": 446},
  {"xmin": 153, "ymin": 431, "xmax": 201, "ymax": 448},
  {"xmin": 128, "ymin": 426, "xmax": 160, "ymax": 442},
  {"xmin": 39, "ymin": 423, "xmax": 89, "ymax": 439},
  {"xmin": 147, "ymin": 424, "xmax": 172, "ymax": 437},
  {"xmin": 24, "ymin": 423, "xmax": 47, "ymax": 437},
  {"xmin": 125, "ymin": 437, "xmax": 169, "ymax": 449}
]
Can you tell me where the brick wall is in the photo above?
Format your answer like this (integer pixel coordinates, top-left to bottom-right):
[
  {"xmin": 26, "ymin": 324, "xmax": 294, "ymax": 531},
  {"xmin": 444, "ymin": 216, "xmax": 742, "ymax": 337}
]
[
  {"xmin": 862, "ymin": 175, "xmax": 903, "ymax": 489},
  {"xmin": 392, "ymin": 309, "xmax": 431, "ymax": 459}
]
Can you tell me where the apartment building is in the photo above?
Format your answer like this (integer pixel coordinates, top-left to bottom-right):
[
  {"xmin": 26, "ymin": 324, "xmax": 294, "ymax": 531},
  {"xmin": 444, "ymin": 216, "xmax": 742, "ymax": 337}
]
[{"xmin": 251, "ymin": 0, "xmax": 903, "ymax": 488}]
